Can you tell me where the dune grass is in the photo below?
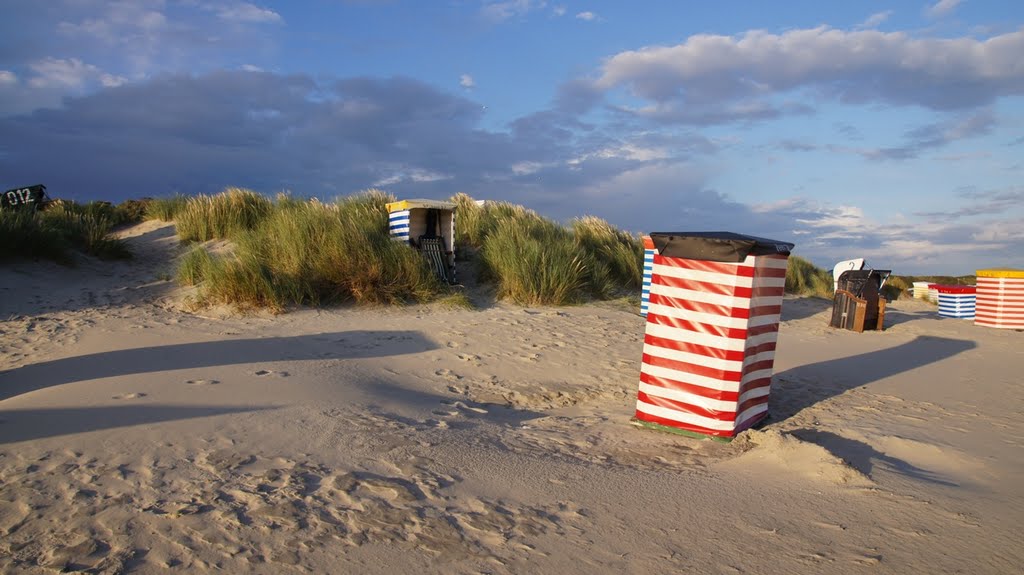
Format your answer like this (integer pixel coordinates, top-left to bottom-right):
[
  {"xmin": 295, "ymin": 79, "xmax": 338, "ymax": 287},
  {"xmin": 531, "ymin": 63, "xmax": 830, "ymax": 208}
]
[
  {"xmin": 785, "ymin": 255, "xmax": 834, "ymax": 298},
  {"xmin": 0, "ymin": 209, "xmax": 74, "ymax": 263},
  {"xmin": 146, "ymin": 194, "xmax": 189, "ymax": 222},
  {"xmin": 177, "ymin": 189, "xmax": 443, "ymax": 311},
  {"xmin": 571, "ymin": 216, "xmax": 644, "ymax": 298},
  {"xmin": 479, "ymin": 216, "xmax": 589, "ymax": 305},
  {"xmin": 174, "ymin": 187, "xmax": 273, "ymax": 242},
  {"xmin": 174, "ymin": 190, "xmax": 643, "ymax": 309},
  {"xmin": 0, "ymin": 201, "xmax": 132, "ymax": 263},
  {"xmin": 452, "ymin": 194, "xmax": 643, "ymax": 305}
]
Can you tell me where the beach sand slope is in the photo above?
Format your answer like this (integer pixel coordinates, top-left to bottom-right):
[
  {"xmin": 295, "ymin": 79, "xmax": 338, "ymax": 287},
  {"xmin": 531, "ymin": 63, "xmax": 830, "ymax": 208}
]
[{"xmin": 0, "ymin": 222, "xmax": 1021, "ymax": 574}]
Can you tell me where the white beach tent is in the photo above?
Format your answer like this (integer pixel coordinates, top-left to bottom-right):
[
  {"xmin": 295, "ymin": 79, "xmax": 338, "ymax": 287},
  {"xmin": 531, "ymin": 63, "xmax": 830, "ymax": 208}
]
[{"xmin": 832, "ymin": 258, "xmax": 866, "ymax": 292}]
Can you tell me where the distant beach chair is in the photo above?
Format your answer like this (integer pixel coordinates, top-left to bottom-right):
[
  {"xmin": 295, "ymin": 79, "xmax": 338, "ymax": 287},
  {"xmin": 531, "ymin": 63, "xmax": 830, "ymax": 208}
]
[{"xmin": 830, "ymin": 269, "xmax": 891, "ymax": 332}]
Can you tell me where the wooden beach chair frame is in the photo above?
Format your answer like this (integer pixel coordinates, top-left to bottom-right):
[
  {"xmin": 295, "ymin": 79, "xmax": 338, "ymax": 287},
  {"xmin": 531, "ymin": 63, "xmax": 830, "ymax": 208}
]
[{"xmin": 831, "ymin": 289, "xmax": 886, "ymax": 333}]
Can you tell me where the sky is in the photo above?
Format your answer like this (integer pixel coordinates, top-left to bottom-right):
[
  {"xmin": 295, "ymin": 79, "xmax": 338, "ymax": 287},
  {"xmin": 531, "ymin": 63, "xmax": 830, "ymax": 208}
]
[{"xmin": 1, "ymin": 0, "xmax": 1022, "ymax": 275}]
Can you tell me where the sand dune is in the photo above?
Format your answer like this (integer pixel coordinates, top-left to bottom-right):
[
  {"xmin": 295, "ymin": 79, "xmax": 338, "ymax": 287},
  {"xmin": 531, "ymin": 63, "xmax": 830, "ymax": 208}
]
[{"xmin": 1, "ymin": 221, "xmax": 1021, "ymax": 573}]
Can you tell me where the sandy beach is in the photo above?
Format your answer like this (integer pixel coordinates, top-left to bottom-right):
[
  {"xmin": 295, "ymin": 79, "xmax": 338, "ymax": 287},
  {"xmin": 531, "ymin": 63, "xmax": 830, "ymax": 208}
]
[{"xmin": 1, "ymin": 220, "xmax": 1021, "ymax": 574}]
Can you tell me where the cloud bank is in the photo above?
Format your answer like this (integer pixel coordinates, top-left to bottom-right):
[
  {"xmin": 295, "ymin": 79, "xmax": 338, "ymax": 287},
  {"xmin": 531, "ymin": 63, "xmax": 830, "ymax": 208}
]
[{"xmin": 575, "ymin": 27, "xmax": 1024, "ymax": 124}]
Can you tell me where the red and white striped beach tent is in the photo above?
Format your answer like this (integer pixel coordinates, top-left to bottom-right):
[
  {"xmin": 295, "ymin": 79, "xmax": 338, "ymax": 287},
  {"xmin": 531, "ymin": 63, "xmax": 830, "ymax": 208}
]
[{"xmin": 633, "ymin": 232, "xmax": 794, "ymax": 440}]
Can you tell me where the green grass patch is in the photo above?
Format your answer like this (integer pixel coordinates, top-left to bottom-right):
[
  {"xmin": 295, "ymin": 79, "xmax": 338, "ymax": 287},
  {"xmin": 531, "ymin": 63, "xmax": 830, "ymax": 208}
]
[
  {"xmin": 479, "ymin": 215, "xmax": 589, "ymax": 305},
  {"xmin": 785, "ymin": 255, "xmax": 834, "ymax": 298},
  {"xmin": 178, "ymin": 190, "xmax": 445, "ymax": 312},
  {"xmin": 146, "ymin": 194, "xmax": 190, "ymax": 222},
  {"xmin": 175, "ymin": 187, "xmax": 273, "ymax": 242},
  {"xmin": 1, "ymin": 201, "xmax": 132, "ymax": 263},
  {"xmin": 451, "ymin": 195, "xmax": 643, "ymax": 306}
]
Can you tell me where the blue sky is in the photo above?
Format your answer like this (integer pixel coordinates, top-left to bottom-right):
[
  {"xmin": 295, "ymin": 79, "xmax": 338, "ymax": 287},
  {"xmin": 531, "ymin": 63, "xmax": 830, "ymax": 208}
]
[{"xmin": 1, "ymin": 0, "xmax": 1022, "ymax": 275}]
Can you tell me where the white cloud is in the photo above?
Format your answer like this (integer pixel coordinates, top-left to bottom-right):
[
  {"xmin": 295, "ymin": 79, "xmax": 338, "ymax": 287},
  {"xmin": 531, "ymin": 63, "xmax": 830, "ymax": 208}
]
[
  {"xmin": 240, "ymin": 64, "xmax": 264, "ymax": 72},
  {"xmin": 553, "ymin": 5, "xmax": 567, "ymax": 17},
  {"xmin": 745, "ymin": 196, "xmax": 1023, "ymax": 273},
  {"xmin": 58, "ymin": 4, "xmax": 168, "ymax": 44},
  {"xmin": 0, "ymin": 71, "xmax": 17, "ymax": 86},
  {"xmin": 511, "ymin": 161, "xmax": 546, "ymax": 175},
  {"xmin": 586, "ymin": 27, "xmax": 1024, "ymax": 123},
  {"xmin": 374, "ymin": 166, "xmax": 452, "ymax": 187},
  {"xmin": 460, "ymin": 74, "xmax": 476, "ymax": 89},
  {"xmin": 859, "ymin": 10, "xmax": 893, "ymax": 28},
  {"xmin": 27, "ymin": 58, "xmax": 101, "ymax": 90},
  {"xmin": 100, "ymin": 73, "xmax": 128, "ymax": 88},
  {"xmin": 973, "ymin": 220, "xmax": 1024, "ymax": 242},
  {"xmin": 926, "ymin": 0, "xmax": 962, "ymax": 19},
  {"xmin": 576, "ymin": 11, "xmax": 597, "ymax": 21},
  {"xmin": 480, "ymin": 0, "xmax": 543, "ymax": 22},
  {"xmin": 216, "ymin": 2, "xmax": 283, "ymax": 24}
]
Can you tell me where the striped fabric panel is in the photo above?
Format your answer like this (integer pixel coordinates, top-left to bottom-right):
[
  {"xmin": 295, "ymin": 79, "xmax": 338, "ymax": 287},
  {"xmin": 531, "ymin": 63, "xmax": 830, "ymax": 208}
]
[
  {"xmin": 937, "ymin": 294, "xmax": 976, "ymax": 318},
  {"xmin": 974, "ymin": 318, "xmax": 1024, "ymax": 328},
  {"xmin": 635, "ymin": 253, "xmax": 788, "ymax": 438},
  {"xmin": 388, "ymin": 209, "xmax": 411, "ymax": 241},
  {"xmin": 640, "ymin": 236, "xmax": 657, "ymax": 317},
  {"xmin": 732, "ymin": 261, "xmax": 784, "ymax": 422},
  {"xmin": 975, "ymin": 306, "xmax": 1024, "ymax": 315},
  {"xmin": 641, "ymin": 249, "xmax": 656, "ymax": 317},
  {"xmin": 975, "ymin": 277, "xmax": 1024, "ymax": 327}
]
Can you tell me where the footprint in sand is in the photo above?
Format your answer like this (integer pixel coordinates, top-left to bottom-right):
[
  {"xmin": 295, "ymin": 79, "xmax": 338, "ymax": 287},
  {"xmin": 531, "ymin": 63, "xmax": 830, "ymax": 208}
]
[
  {"xmin": 435, "ymin": 368, "xmax": 463, "ymax": 380},
  {"xmin": 185, "ymin": 379, "xmax": 220, "ymax": 385},
  {"xmin": 441, "ymin": 399, "xmax": 489, "ymax": 414},
  {"xmin": 254, "ymin": 370, "xmax": 290, "ymax": 377},
  {"xmin": 112, "ymin": 392, "xmax": 147, "ymax": 400}
]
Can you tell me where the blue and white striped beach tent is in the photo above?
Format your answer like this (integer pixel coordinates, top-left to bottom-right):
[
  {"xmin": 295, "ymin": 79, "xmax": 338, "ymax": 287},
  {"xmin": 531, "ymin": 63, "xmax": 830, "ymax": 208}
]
[{"xmin": 385, "ymin": 199, "xmax": 457, "ymax": 282}]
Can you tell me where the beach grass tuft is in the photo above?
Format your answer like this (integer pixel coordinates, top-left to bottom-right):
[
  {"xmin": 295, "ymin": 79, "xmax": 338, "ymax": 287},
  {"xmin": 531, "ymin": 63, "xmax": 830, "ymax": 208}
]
[
  {"xmin": 452, "ymin": 195, "xmax": 643, "ymax": 305},
  {"xmin": 175, "ymin": 189, "xmax": 444, "ymax": 311},
  {"xmin": 146, "ymin": 194, "xmax": 190, "ymax": 222},
  {"xmin": 785, "ymin": 255, "xmax": 834, "ymax": 298},
  {"xmin": 0, "ymin": 201, "xmax": 132, "ymax": 263},
  {"xmin": 175, "ymin": 187, "xmax": 273, "ymax": 242}
]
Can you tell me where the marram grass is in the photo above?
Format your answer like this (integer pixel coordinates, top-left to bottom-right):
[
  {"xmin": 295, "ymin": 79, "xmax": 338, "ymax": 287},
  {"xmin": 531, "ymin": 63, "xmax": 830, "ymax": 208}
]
[
  {"xmin": 175, "ymin": 187, "xmax": 273, "ymax": 242},
  {"xmin": 177, "ymin": 189, "xmax": 443, "ymax": 311},
  {"xmin": 0, "ymin": 201, "xmax": 131, "ymax": 263},
  {"xmin": 453, "ymin": 194, "xmax": 643, "ymax": 306},
  {"xmin": 785, "ymin": 255, "xmax": 834, "ymax": 299},
  {"xmin": 146, "ymin": 194, "xmax": 189, "ymax": 222}
]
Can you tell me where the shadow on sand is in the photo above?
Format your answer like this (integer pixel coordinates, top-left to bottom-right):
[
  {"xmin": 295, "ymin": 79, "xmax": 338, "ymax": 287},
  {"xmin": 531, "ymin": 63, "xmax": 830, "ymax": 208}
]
[
  {"xmin": 769, "ymin": 335, "xmax": 976, "ymax": 423},
  {"xmin": 0, "ymin": 404, "xmax": 280, "ymax": 444},
  {"xmin": 764, "ymin": 335, "xmax": 975, "ymax": 485},
  {"xmin": 0, "ymin": 330, "xmax": 438, "ymax": 402},
  {"xmin": 789, "ymin": 428, "xmax": 960, "ymax": 487}
]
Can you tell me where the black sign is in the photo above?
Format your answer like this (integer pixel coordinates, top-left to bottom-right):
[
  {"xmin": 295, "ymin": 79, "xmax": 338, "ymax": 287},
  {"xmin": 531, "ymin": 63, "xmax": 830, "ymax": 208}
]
[{"xmin": 2, "ymin": 185, "xmax": 48, "ymax": 210}]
